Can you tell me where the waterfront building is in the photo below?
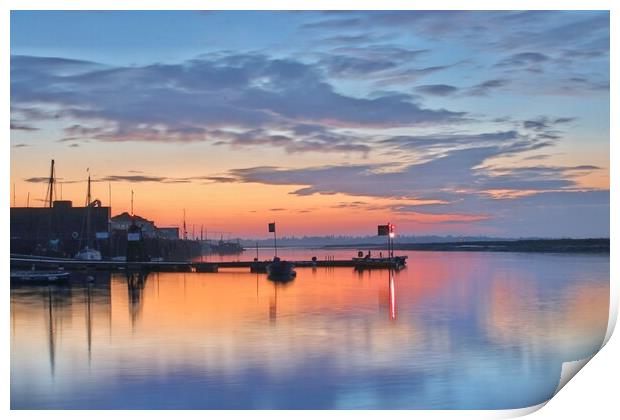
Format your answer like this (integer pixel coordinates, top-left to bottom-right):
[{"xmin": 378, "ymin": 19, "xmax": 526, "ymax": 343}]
[
  {"xmin": 111, "ymin": 212, "xmax": 157, "ymax": 238},
  {"xmin": 157, "ymin": 227, "xmax": 180, "ymax": 240},
  {"xmin": 10, "ymin": 200, "xmax": 110, "ymax": 257}
]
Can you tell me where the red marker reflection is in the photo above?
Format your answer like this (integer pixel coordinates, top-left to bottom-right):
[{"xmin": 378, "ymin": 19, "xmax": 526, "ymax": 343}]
[{"xmin": 389, "ymin": 270, "xmax": 396, "ymax": 321}]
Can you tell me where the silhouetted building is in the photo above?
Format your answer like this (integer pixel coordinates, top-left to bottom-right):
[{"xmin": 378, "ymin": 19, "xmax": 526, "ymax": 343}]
[
  {"xmin": 111, "ymin": 212, "xmax": 157, "ymax": 238},
  {"xmin": 157, "ymin": 227, "xmax": 180, "ymax": 240},
  {"xmin": 10, "ymin": 200, "xmax": 110, "ymax": 257}
]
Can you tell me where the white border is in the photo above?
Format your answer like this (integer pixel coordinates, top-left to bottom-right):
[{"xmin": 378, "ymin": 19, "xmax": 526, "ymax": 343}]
[{"xmin": 3, "ymin": 1, "xmax": 617, "ymax": 419}]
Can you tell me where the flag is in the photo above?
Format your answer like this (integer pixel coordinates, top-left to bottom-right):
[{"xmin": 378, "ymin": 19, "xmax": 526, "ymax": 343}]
[
  {"xmin": 268, "ymin": 222, "xmax": 276, "ymax": 233},
  {"xmin": 378, "ymin": 225, "xmax": 389, "ymax": 236}
]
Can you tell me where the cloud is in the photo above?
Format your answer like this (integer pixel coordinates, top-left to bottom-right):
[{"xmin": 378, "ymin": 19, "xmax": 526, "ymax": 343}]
[
  {"xmin": 328, "ymin": 45, "xmax": 428, "ymax": 63},
  {"xmin": 379, "ymin": 130, "xmax": 523, "ymax": 155},
  {"xmin": 11, "ymin": 143, "xmax": 29, "ymax": 148},
  {"xmin": 24, "ymin": 177, "xmax": 80, "ymax": 184},
  {"xmin": 496, "ymin": 52, "xmax": 550, "ymax": 68},
  {"xmin": 203, "ymin": 176, "xmax": 238, "ymax": 183},
  {"xmin": 100, "ymin": 174, "xmax": 201, "ymax": 184},
  {"xmin": 301, "ymin": 12, "xmax": 608, "ymax": 98},
  {"xmin": 466, "ymin": 79, "xmax": 510, "ymax": 96},
  {"xmin": 11, "ymin": 53, "xmax": 466, "ymax": 152},
  {"xmin": 24, "ymin": 173, "xmax": 217, "ymax": 184},
  {"xmin": 320, "ymin": 33, "xmax": 393, "ymax": 45},
  {"xmin": 499, "ymin": 13, "xmax": 609, "ymax": 51},
  {"xmin": 522, "ymin": 154, "xmax": 552, "ymax": 161},
  {"xmin": 10, "ymin": 55, "xmax": 106, "ymax": 76},
  {"xmin": 521, "ymin": 116, "xmax": 576, "ymax": 135},
  {"xmin": 319, "ymin": 54, "xmax": 398, "ymax": 78},
  {"xmin": 218, "ymin": 126, "xmax": 602, "ymax": 223},
  {"xmin": 301, "ymin": 17, "xmax": 363, "ymax": 30},
  {"xmin": 371, "ymin": 65, "xmax": 455, "ymax": 86},
  {"xmin": 398, "ymin": 189, "xmax": 610, "ymax": 236},
  {"xmin": 415, "ymin": 84, "xmax": 459, "ymax": 97},
  {"xmin": 415, "ymin": 80, "xmax": 513, "ymax": 99},
  {"xmin": 227, "ymin": 138, "xmax": 561, "ymax": 199},
  {"xmin": 209, "ymin": 127, "xmax": 371, "ymax": 155},
  {"xmin": 10, "ymin": 120, "xmax": 39, "ymax": 131},
  {"xmin": 302, "ymin": 11, "xmax": 609, "ymax": 54},
  {"xmin": 475, "ymin": 164, "xmax": 600, "ymax": 191},
  {"xmin": 220, "ymin": 154, "xmax": 607, "ymax": 235},
  {"xmin": 562, "ymin": 77, "xmax": 609, "ymax": 93}
]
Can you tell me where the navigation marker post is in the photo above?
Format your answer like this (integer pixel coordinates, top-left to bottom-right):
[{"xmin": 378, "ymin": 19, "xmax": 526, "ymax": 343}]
[
  {"xmin": 378, "ymin": 223, "xmax": 396, "ymax": 259},
  {"xmin": 269, "ymin": 222, "xmax": 277, "ymax": 258}
]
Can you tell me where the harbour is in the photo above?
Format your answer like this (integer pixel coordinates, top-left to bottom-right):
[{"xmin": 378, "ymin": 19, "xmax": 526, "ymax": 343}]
[
  {"xmin": 9, "ymin": 9, "xmax": 611, "ymax": 411},
  {"xmin": 10, "ymin": 160, "xmax": 408, "ymax": 280}
]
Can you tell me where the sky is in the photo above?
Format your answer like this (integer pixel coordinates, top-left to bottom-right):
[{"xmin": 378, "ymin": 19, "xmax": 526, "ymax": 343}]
[{"xmin": 10, "ymin": 10, "xmax": 610, "ymax": 238}]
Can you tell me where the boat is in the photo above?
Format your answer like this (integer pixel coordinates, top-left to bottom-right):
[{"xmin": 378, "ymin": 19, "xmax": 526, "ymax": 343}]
[
  {"xmin": 75, "ymin": 171, "xmax": 103, "ymax": 261},
  {"xmin": 267, "ymin": 257, "xmax": 296, "ymax": 281},
  {"xmin": 352, "ymin": 255, "xmax": 408, "ymax": 270},
  {"xmin": 11, "ymin": 270, "xmax": 70, "ymax": 283},
  {"xmin": 264, "ymin": 222, "xmax": 295, "ymax": 281},
  {"xmin": 209, "ymin": 236, "xmax": 245, "ymax": 254},
  {"xmin": 75, "ymin": 246, "xmax": 102, "ymax": 260}
]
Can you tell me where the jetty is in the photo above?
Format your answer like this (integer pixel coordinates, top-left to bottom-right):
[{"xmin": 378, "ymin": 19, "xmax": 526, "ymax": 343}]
[{"xmin": 10, "ymin": 253, "xmax": 407, "ymax": 273}]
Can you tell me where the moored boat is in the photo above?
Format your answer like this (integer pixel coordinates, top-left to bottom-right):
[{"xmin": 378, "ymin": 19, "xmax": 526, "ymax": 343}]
[
  {"xmin": 209, "ymin": 237, "xmax": 245, "ymax": 254},
  {"xmin": 267, "ymin": 257, "xmax": 296, "ymax": 281},
  {"xmin": 75, "ymin": 246, "xmax": 102, "ymax": 260},
  {"xmin": 11, "ymin": 270, "xmax": 70, "ymax": 283}
]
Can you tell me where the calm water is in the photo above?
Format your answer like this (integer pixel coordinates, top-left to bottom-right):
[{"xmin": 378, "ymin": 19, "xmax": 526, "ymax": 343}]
[{"xmin": 11, "ymin": 250, "xmax": 609, "ymax": 409}]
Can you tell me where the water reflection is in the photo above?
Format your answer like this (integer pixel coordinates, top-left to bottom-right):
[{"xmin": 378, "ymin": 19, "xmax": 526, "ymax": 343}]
[
  {"xmin": 126, "ymin": 271, "xmax": 148, "ymax": 325},
  {"xmin": 389, "ymin": 271, "xmax": 396, "ymax": 321},
  {"xmin": 46, "ymin": 288, "xmax": 55, "ymax": 376},
  {"xmin": 10, "ymin": 252, "xmax": 609, "ymax": 409}
]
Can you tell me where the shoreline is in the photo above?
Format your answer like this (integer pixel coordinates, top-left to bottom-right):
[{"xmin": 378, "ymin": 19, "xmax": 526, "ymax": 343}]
[{"xmin": 323, "ymin": 238, "xmax": 609, "ymax": 254}]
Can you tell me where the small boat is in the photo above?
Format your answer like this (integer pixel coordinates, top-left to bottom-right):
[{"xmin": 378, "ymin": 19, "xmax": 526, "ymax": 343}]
[
  {"xmin": 11, "ymin": 270, "xmax": 70, "ymax": 283},
  {"xmin": 267, "ymin": 257, "xmax": 296, "ymax": 281},
  {"xmin": 209, "ymin": 237, "xmax": 245, "ymax": 255},
  {"xmin": 353, "ymin": 255, "xmax": 408, "ymax": 270},
  {"xmin": 75, "ymin": 246, "xmax": 102, "ymax": 261}
]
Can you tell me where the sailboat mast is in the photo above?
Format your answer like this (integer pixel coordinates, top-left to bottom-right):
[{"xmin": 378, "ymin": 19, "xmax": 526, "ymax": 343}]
[
  {"xmin": 86, "ymin": 172, "xmax": 91, "ymax": 206},
  {"xmin": 45, "ymin": 159, "xmax": 56, "ymax": 208},
  {"xmin": 86, "ymin": 172, "xmax": 92, "ymax": 248}
]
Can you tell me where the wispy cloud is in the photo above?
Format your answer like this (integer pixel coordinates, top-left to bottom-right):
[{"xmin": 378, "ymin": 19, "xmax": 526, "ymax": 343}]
[
  {"xmin": 466, "ymin": 79, "xmax": 511, "ymax": 96},
  {"xmin": 10, "ymin": 121, "xmax": 38, "ymax": 131},
  {"xmin": 495, "ymin": 52, "xmax": 550, "ymax": 68},
  {"xmin": 415, "ymin": 84, "xmax": 459, "ymax": 97}
]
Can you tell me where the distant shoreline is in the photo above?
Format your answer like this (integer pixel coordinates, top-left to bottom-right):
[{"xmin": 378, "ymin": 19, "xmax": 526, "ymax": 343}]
[{"xmin": 323, "ymin": 238, "xmax": 609, "ymax": 254}]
